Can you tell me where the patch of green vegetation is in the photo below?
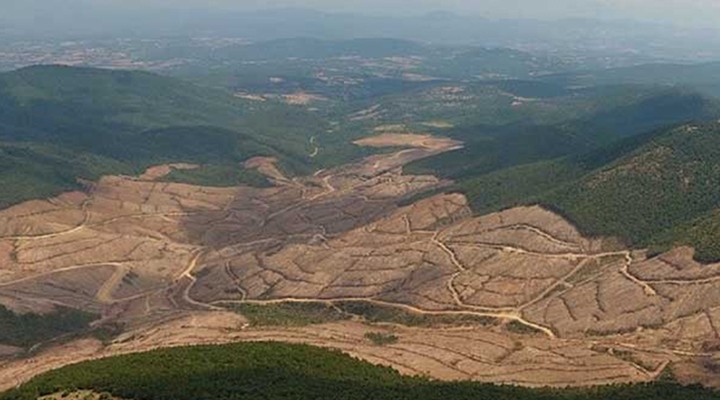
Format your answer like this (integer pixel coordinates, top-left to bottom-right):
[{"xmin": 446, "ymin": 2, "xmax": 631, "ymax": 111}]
[
  {"xmin": 657, "ymin": 363, "xmax": 678, "ymax": 383},
  {"xmin": 458, "ymin": 159, "xmax": 584, "ymax": 214},
  {"xmin": 364, "ymin": 332, "xmax": 399, "ymax": 346},
  {"xmin": 455, "ymin": 112, "xmax": 679, "ymax": 201},
  {"xmin": 0, "ymin": 142, "xmax": 129, "ymax": 209},
  {"xmin": 505, "ymin": 321, "xmax": 543, "ymax": 335},
  {"xmin": 232, "ymin": 301, "xmax": 498, "ymax": 329},
  {"xmin": 0, "ymin": 305, "xmax": 97, "ymax": 349},
  {"xmin": 659, "ymin": 209, "xmax": 720, "ymax": 263},
  {"xmin": 3, "ymin": 342, "xmax": 718, "ymax": 400},
  {"xmin": 90, "ymin": 323, "xmax": 126, "ymax": 346},
  {"xmin": 162, "ymin": 164, "xmax": 272, "ymax": 188},
  {"xmin": 232, "ymin": 302, "xmax": 349, "ymax": 327},
  {"xmin": 338, "ymin": 301, "xmax": 496, "ymax": 327}
]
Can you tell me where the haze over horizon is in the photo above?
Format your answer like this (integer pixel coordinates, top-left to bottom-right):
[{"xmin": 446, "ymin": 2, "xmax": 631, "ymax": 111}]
[
  {"xmin": 5, "ymin": 0, "xmax": 720, "ymax": 397},
  {"xmin": 180, "ymin": 0, "xmax": 720, "ymax": 26},
  {"xmin": 3, "ymin": 0, "xmax": 720, "ymax": 28}
]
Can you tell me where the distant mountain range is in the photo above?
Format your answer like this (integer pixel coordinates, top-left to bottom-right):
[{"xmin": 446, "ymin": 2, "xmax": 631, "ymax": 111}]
[
  {"xmin": 542, "ymin": 61, "xmax": 720, "ymax": 97},
  {"xmin": 3, "ymin": 4, "xmax": 720, "ymax": 63}
]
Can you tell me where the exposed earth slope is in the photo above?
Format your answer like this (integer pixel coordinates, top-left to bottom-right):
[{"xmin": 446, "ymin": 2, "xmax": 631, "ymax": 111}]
[{"xmin": 1, "ymin": 133, "xmax": 720, "ymax": 391}]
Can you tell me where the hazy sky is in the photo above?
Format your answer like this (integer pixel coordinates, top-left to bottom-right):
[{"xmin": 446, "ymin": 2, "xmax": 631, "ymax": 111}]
[
  {"xmin": 4, "ymin": 0, "xmax": 720, "ymax": 31},
  {"xmin": 101, "ymin": 0, "xmax": 720, "ymax": 26}
]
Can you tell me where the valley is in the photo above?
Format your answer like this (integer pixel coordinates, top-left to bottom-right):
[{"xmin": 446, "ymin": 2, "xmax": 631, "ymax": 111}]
[
  {"xmin": 4, "ymin": 3, "xmax": 720, "ymax": 398},
  {"xmin": 2, "ymin": 132, "xmax": 720, "ymax": 391}
]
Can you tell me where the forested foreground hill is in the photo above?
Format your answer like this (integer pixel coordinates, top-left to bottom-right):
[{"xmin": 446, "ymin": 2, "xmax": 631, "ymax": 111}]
[
  {"xmin": 0, "ymin": 65, "xmax": 339, "ymax": 208},
  {"xmin": 458, "ymin": 122, "xmax": 720, "ymax": 262},
  {"xmin": 2, "ymin": 342, "xmax": 717, "ymax": 400}
]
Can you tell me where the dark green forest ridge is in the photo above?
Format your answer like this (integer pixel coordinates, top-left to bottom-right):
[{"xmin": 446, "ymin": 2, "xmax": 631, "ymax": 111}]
[
  {"xmin": 0, "ymin": 305, "xmax": 96, "ymax": 349},
  {"xmin": 2, "ymin": 342, "xmax": 717, "ymax": 400},
  {"xmin": 406, "ymin": 87, "xmax": 720, "ymax": 179},
  {"xmin": 394, "ymin": 81, "xmax": 720, "ymax": 261},
  {"xmin": 546, "ymin": 122, "xmax": 720, "ymax": 261},
  {"xmin": 542, "ymin": 61, "xmax": 720, "ymax": 97},
  {"xmin": 455, "ymin": 122, "xmax": 720, "ymax": 262},
  {"xmin": 0, "ymin": 65, "xmax": 346, "ymax": 208}
]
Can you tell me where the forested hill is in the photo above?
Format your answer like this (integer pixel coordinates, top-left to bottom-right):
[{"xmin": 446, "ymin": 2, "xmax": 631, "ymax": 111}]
[
  {"xmin": 0, "ymin": 65, "xmax": 332, "ymax": 208},
  {"xmin": 2, "ymin": 342, "xmax": 717, "ymax": 400},
  {"xmin": 545, "ymin": 122, "xmax": 720, "ymax": 261},
  {"xmin": 459, "ymin": 122, "xmax": 720, "ymax": 262},
  {"xmin": 404, "ymin": 86, "xmax": 720, "ymax": 181},
  {"xmin": 542, "ymin": 61, "xmax": 720, "ymax": 97}
]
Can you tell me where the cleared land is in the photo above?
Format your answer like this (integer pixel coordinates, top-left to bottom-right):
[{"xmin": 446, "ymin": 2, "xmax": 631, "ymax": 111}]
[
  {"xmin": 1, "ymin": 134, "xmax": 720, "ymax": 391},
  {"xmin": 137, "ymin": 164, "xmax": 200, "ymax": 181}
]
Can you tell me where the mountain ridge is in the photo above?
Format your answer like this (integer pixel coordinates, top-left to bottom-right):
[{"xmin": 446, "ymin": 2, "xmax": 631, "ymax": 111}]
[{"xmin": 0, "ymin": 65, "xmax": 330, "ymax": 207}]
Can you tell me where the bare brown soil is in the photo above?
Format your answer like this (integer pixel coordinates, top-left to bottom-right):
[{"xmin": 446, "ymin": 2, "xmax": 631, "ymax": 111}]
[
  {"xmin": 281, "ymin": 92, "xmax": 328, "ymax": 105},
  {"xmin": 421, "ymin": 121, "xmax": 454, "ymax": 129},
  {"xmin": 0, "ymin": 345, "xmax": 22, "ymax": 359},
  {"xmin": 233, "ymin": 92, "xmax": 267, "ymax": 102},
  {"xmin": 243, "ymin": 157, "xmax": 290, "ymax": 184},
  {"xmin": 353, "ymin": 133, "xmax": 462, "ymax": 151},
  {"xmin": 374, "ymin": 124, "xmax": 408, "ymax": 132},
  {"xmin": 1, "ymin": 133, "xmax": 719, "ymax": 391},
  {"xmin": 137, "ymin": 163, "xmax": 199, "ymax": 181}
]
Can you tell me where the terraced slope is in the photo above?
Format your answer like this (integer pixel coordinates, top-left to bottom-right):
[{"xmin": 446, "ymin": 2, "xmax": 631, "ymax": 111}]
[{"xmin": 2, "ymin": 134, "xmax": 720, "ymax": 390}]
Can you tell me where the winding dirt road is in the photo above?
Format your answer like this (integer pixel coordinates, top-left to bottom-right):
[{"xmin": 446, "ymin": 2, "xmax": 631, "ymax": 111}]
[{"xmin": 2, "ymin": 133, "xmax": 720, "ymax": 390}]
